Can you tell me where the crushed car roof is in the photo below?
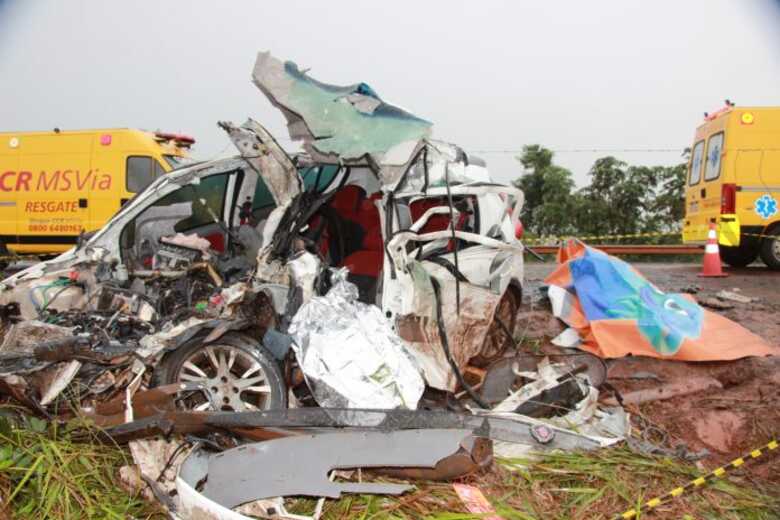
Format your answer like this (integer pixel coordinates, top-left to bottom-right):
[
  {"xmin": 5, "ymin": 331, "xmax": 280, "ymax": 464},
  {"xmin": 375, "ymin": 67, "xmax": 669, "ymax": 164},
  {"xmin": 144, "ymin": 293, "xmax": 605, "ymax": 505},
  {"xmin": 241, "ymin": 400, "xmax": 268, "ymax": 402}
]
[{"xmin": 253, "ymin": 51, "xmax": 433, "ymax": 164}]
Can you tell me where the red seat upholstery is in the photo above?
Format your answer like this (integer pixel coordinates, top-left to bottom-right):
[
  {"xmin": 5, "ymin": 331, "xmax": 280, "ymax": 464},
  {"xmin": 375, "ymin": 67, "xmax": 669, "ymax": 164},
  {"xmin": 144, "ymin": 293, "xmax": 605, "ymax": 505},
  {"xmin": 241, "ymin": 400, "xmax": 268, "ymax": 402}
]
[
  {"xmin": 341, "ymin": 250, "xmax": 383, "ymax": 278},
  {"xmin": 339, "ymin": 191, "xmax": 383, "ymax": 277},
  {"xmin": 203, "ymin": 232, "xmax": 225, "ymax": 253},
  {"xmin": 329, "ymin": 185, "xmax": 364, "ymax": 221},
  {"xmin": 410, "ymin": 198, "xmax": 450, "ymax": 234},
  {"xmin": 362, "ymin": 225, "xmax": 383, "ymax": 252},
  {"xmin": 309, "ymin": 186, "xmax": 369, "ymax": 258},
  {"xmin": 409, "ymin": 197, "xmax": 471, "ymax": 252},
  {"xmin": 307, "ymin": 186, "xmax": 385, "ymax": 278},
  {"xmin": 355, "ymin": 195, "xmax": 382, "ymax": 251}
]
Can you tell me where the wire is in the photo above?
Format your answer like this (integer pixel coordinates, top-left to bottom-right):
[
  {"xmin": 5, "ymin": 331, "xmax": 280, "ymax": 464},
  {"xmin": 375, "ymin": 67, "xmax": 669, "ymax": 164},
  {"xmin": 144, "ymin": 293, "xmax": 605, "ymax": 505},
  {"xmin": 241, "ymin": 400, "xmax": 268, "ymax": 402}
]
[
  {"xmin": 430, "ymin": 278, "xmax": 490, "ymax": 409},
  {"xmin": 40, "ymin": 286, "xmax": 71, "ymax": 313},
  {"xmin": 444, "ymin": 158, "xmax": 461, "ymax": 314},
  {"xmin": 29, "ymin": 279, "xmax": 72, "ymax": 316}
]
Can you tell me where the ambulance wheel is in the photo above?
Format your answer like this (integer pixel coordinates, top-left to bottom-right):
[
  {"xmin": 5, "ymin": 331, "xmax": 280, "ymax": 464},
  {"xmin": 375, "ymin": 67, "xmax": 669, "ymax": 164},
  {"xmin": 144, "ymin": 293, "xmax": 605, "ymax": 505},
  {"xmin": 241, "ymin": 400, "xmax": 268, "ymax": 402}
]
[
  {"xmin": 720, "ymin": 245, "xmax": 759, "ymax": 268},
  {"xmin": 759, "ymin": 228, "xmax": 780, "ymax": 270}
]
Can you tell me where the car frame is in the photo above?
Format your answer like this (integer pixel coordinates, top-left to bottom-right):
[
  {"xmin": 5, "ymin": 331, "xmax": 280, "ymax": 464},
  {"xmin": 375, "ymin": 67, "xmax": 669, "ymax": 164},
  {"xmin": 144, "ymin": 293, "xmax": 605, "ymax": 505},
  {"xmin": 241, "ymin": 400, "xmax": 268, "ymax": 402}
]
[{"xmin": 0, "ymin": 52, "xmax": 526, "ymax": 409}]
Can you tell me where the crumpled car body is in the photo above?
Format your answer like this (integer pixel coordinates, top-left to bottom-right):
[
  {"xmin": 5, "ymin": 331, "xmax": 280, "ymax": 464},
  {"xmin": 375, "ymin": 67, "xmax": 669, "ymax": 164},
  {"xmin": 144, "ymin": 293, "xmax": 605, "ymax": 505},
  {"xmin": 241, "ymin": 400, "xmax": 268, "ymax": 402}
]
[{"xmin": 0, "ymin": 52, "xmax": 525, "ymax": 396}]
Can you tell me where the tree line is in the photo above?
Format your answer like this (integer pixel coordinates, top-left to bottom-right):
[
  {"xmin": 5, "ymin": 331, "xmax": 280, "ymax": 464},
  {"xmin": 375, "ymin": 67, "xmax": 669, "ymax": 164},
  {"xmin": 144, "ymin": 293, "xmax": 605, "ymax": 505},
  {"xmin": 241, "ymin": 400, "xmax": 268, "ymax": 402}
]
[{"xmin": 512, "ymin": 145, "xmax": 688, "ymax": 242}]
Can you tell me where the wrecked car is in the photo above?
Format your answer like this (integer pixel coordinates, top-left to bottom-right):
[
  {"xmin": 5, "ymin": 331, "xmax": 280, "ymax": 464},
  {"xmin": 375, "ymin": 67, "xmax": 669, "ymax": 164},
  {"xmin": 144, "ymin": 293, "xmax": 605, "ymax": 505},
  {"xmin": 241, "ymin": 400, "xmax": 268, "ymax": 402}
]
[{"xmin": 0, "ymin": 52, "xmax": 526, "ymax": 414}]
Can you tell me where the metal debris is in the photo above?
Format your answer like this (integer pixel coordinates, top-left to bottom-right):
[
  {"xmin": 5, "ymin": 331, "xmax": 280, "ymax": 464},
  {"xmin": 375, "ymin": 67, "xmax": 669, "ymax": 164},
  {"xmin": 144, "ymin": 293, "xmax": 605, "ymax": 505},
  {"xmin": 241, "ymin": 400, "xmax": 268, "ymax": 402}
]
[
  {"xmin": 475, "ymin": 358, "xmax": 629, "ymax": 458},
  {"xmin": 199, "ymin": 429, "xmax": 479, "ymax": 506},
  {"xmin": 700, "ymin": 297, "xmax": 735, "ymax": 310},
  {"xmin": 251, "ymin": 51, "xmax": 432, "ymax": 177},
  {"xmin": 716, "ymin": 289, "xmax": 756, "ymax": 304},
  {"xmin": 601, "ymin": 376, "xmax": 723, "ymax": 406},
  {"xmin": 99, "ymin": 407, "xmax": 610, "ymax": 452},
  {"xmin": 177, "ymin": 448, "xmax": 320, "ymax": 520}
]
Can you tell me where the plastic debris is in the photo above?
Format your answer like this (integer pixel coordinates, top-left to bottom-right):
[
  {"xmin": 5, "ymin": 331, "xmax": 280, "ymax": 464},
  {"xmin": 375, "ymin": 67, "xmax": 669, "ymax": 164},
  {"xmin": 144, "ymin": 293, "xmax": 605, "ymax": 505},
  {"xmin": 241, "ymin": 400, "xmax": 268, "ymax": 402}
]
[{"xmin": 546, "ymin": 240, "xmax": 776, "ymax": 360}]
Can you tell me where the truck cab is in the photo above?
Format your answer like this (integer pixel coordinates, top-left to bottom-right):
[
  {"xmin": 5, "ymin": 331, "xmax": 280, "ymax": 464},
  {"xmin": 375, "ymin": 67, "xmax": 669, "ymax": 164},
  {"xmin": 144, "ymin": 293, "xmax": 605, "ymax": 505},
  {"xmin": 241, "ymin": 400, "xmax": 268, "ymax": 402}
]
[{"xmin": 682, "ymin": 104, "xmax": 780, "ymax": 269}]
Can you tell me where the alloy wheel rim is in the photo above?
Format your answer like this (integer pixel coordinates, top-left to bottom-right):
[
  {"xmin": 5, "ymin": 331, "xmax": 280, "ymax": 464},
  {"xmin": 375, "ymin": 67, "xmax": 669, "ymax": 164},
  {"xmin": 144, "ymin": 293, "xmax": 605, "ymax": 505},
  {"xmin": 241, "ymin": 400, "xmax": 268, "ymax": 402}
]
[{"xmin": 175, "ymin": 344, "xmax": 272, "ymax": 412}]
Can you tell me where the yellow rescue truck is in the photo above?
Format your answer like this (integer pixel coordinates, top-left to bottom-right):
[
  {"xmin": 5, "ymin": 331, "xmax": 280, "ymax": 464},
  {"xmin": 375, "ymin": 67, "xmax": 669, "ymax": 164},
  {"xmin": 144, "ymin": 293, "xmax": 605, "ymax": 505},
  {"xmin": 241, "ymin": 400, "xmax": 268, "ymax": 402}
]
[
  {"xmin": 682, "ymin": 103, "xmax": 780, "ymax": 269},
  {"xmin": 0, "ymin": 128, "xmax": 193, "ymax": 255}
]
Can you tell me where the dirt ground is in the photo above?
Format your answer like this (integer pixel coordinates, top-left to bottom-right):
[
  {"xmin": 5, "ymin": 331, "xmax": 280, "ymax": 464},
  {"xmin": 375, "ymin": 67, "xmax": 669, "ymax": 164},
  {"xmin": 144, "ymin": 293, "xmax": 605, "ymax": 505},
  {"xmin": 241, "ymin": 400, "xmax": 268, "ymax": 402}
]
[{"xmin": 523, "ymin": 261, "xmax": 780, "ymax": 480}]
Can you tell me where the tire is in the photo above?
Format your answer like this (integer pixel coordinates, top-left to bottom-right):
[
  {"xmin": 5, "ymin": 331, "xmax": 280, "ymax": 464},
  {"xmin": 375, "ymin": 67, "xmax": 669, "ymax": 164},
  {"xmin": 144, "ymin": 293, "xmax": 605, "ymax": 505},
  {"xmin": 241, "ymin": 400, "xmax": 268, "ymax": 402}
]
[
  {"xmin": 471, "ymin": 284, "xmax": 522, "ymax": 367},
  {"xmin": 154, "ymin": 332, "xmax": 287, "ymax": 411},
  {"xmin": 720, "ymin": 244, "xmax": 759, "ymax": 268},
  {"xmin": 759, "ymin": 228, "xmax": 780, "ymax": 270}
]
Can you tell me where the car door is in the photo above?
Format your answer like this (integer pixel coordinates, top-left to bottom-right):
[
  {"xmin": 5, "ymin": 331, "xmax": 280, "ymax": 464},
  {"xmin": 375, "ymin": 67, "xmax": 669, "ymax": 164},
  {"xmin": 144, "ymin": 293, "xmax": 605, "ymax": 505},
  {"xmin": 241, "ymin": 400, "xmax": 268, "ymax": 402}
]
[{"xmin": 220, "ymin": 119, "xmax": 302, "ymax": 207}]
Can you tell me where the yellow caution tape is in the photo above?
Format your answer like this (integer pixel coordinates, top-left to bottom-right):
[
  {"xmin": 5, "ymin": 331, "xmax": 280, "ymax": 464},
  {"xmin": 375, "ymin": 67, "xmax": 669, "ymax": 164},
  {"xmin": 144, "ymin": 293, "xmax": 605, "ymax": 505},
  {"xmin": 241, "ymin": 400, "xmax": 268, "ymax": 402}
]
[
  {"xmin": 523, "ymin": 231, "xmax": 681, "ymax": 246},
  {"xmin": 618, "ymin": 439, "xmax": 778, "ymax": 519},
  {"xmin": 523, "ymin": 230, "xmax": 779, "ymax": 247},
  {"xmin": 0, "ymin": 233, "xmax": 775, "ymax": 260}
]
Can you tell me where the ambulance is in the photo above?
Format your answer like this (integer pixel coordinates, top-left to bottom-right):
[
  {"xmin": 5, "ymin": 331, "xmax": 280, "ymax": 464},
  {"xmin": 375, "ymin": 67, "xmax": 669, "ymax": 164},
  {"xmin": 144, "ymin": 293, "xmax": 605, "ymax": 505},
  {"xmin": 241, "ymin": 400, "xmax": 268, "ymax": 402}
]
[
  {"xmin": 682, "ymin": 103, "xmax": 780, "ymax": 269},
  {"xmin": 0, "ymin": 129, "xmax": 193, "ymax": 255}
]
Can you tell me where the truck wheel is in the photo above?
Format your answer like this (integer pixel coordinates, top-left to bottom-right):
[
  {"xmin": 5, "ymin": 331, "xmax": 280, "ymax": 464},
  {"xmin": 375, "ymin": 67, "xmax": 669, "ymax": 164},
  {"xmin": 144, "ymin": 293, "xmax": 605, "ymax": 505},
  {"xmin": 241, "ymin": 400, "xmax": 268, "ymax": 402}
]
[
  {"xmin": 759, "ymin": 228, "xmax": 780, "ymax": 270},
  {"xmin": 720, "ymin": 244, "xmax": 759, "ymax": 268},
  {"xmin": 154, "ymin": 332, "xmax": 287, "ymax": 411}
]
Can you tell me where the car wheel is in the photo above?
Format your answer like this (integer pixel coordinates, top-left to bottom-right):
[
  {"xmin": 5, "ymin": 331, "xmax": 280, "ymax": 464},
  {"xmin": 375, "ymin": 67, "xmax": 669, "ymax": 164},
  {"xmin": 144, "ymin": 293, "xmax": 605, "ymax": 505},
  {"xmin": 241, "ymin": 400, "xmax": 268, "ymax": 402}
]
[
  {"xmin": 155, "ymin": 333, "xmax": 287, "ymax": 411},
  {"xmin": 759, "ymin": 228, "xmax": 780, "ymax": 270},
  {"xmin": 720, "ymin": 244, "xmax": 759, "ymax": 268},
  {"xmin": 471, "ymin": 285, "xmax": 522, "ymax": 367}
]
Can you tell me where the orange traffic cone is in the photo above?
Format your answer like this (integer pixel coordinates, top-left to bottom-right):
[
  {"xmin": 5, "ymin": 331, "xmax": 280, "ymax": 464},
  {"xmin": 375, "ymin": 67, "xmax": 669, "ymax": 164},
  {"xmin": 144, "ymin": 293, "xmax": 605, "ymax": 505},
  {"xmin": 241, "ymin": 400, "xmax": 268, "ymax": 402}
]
[{"xmin": 698, "ymin": 222, "xmax": 728, "ymax": 277}]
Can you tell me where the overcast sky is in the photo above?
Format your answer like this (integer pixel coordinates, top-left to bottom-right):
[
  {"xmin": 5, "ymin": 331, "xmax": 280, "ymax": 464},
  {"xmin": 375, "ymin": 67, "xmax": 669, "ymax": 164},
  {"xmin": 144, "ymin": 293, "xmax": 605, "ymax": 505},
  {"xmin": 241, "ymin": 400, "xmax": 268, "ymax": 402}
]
[{"xmin": 1, "ymin": 0, "xmax": 779, "ymax": 185}]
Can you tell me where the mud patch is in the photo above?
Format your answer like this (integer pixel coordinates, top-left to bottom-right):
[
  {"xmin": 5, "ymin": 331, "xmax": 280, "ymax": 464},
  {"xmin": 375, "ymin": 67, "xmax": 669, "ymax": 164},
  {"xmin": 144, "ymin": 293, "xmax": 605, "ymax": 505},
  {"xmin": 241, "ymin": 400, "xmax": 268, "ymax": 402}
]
[
  {"xmin": 694, "ymin": 410, "xmax": 746, "ymax": 453},
  {"xmin": 707, "ymin": 360, "xmax": 758, "ymax": 388},
  {"xmin": 515, "ymin": 310, "xmax": 565, "ymax": 341},
  {"xmin": 521, "ymin": 262, "xmax": 780, "ymax": 484}
]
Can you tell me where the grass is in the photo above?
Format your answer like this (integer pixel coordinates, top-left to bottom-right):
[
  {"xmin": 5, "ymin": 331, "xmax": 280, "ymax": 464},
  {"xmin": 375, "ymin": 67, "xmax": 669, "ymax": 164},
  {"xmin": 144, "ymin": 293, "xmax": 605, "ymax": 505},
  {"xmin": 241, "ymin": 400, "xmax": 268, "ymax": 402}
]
[
  {"xmin": 492, "ymin": 449, "xmax": 778, "ymax": 519},
  {"xmin": 0, "ymin": 410, "xmax": 776, "ymax": 520},
  {"xmin": 0, "ymin": 411, "xmax": 162, "ymax": 519},
  {"xmin": 285, "ymin": 448, "xmax": 779, "ymax": 520}
]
